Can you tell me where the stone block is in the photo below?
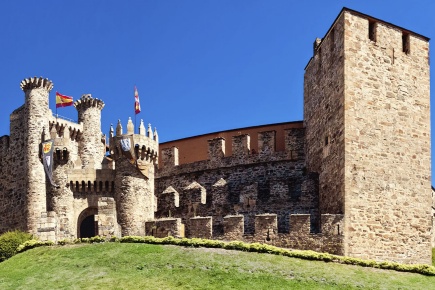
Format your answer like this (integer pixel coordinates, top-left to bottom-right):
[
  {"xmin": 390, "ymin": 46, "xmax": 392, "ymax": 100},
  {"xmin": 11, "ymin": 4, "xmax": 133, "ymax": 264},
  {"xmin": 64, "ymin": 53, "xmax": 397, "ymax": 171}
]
[{"xmin": 190, "ymin": 216, "xmax": 212, "ymax": 239}]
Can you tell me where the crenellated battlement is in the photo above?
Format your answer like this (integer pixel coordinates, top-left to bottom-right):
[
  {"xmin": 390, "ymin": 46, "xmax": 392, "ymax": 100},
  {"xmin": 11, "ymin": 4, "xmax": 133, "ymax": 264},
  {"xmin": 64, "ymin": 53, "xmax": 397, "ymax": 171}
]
[
  {"xmin": 158, "ymin": 127, "xmax": 305, "ymax": 174},
  {"xmin": 74, "ymin": 94, "xmax": 105, "ymax": 111},
  {"xmin": 69, "ymin": 180, "xmax": 115, "ymax": 194},
  {"xmin": 20, "ymin": 77, "xmax": 54, "ymax": 92},
  {"xmin": 146, "ymin": 213, "xmax": 344, "ymax": 254},
  {"xmin": 66, "ymin": 168, "xmax": 116, "ymax": 194},
  {"xmin": 109, "ymin": 118, "xmax": 159, "ymax": 164},
  {"xmin": 49, "ymin": 118, "xmax": 83, "ymax": 142}
]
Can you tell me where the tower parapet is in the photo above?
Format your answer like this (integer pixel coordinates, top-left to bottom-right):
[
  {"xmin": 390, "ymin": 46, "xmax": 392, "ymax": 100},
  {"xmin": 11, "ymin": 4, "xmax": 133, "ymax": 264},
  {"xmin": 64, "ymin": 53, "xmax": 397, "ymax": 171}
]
[
  {"xmin": 20, "ymin": 77, "xmax": 54, "ymax": 92},
  {"xmin": 110, "ymin": 118, "xmax": 158, "ymax": 164}
]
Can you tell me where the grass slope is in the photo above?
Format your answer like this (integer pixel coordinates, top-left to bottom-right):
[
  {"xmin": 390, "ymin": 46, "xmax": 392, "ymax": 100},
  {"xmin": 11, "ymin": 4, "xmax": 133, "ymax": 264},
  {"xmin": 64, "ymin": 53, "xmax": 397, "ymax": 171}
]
[{"xmin": 0, "ymin": 243, "xmax": 433, "ymax": 289}]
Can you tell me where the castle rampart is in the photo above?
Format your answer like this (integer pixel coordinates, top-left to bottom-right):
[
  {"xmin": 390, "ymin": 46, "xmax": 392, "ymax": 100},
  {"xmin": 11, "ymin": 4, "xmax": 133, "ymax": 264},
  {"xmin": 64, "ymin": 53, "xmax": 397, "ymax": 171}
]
[
  {"xmin": 154, "ymin": 127, "xmax": 317, "ymax": 239},
  {"xmin": 146, "ymin": 213, "xmax": 344, "ymax": 254},
  {"xmin": 159, "ymin": 121, "xmax": 304, "ymax": 165}
]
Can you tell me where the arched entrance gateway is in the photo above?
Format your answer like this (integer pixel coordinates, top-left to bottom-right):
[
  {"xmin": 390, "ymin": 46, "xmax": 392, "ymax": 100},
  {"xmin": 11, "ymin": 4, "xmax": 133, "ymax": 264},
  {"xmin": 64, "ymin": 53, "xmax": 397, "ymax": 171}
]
[{"xmin": 77, "ymin": 207, "xmax": 98, "ymax": 238}]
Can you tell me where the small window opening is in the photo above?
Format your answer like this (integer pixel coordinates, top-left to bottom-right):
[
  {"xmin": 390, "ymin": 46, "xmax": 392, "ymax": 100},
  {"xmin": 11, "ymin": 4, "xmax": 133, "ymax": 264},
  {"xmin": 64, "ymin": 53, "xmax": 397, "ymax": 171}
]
[
  {"xmin": 266, "ymin": 229, "xmax": 271, "ymax": 241},
  {"xmin": 324, "ymin": 135, "xmax": 329, "ymax": 146},
  {"xmin": 330, "ymin": 28, "xmax": 335, "ymax": 52},
  {"xmin": 402, "ymin": 32, "xmax": 410, "ymax": 54},
  {"xmin": 318, "ymin": 47, "xmax": 322, "ymax": 67},
  {"xmin": 368, "ymin": 21, "xmax": 376, "ymax": 42}
]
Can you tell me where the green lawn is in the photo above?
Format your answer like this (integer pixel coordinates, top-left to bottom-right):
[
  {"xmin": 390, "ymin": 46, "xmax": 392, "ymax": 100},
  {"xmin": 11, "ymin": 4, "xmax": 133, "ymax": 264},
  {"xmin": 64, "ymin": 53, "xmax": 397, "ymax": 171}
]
[{"xmin": 0, "ymin": 243, "xmax": 433, "ymax": 289}]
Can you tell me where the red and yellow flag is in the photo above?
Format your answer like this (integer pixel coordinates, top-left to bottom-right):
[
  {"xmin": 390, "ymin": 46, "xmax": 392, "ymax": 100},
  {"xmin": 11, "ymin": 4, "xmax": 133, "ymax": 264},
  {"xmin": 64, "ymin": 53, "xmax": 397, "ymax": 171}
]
[
  {"xmin": 134, "ymin": 86, "xmax": 141, "ymax": 114},
  {"xmin": 56, "ymin": 92, "xmax": 73, "ymax": 108}
]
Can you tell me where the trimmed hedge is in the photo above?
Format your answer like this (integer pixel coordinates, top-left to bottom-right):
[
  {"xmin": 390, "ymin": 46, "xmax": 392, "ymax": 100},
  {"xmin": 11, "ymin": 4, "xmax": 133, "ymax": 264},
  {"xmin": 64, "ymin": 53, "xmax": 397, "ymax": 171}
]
[
  {"xmin": 17, "ymin": 240, "xmax": 54, "ymax": 253},
  {"xmin": 14, "ymin": 235, "xmax": 435, "ymax": 276},
  {"xmin": 0, "ymin": 230, "xmax": 33, "ymax": 262}
]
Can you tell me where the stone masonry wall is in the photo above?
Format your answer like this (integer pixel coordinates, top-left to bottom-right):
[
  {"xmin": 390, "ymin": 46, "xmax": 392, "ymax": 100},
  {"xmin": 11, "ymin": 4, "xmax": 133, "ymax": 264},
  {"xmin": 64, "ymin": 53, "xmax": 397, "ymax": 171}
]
[
  {"xmin": 304, "ymin": 13, "xmax": 345, "ymax": 215},
  {"xmin": 155, "ymin": 128, "xmax": 325, "ymax": 248},
  {"xmin": 0, "ymin": 107, "xmax": 27, "ymax": 234},
  {"xmin": 342, "ymin": 11, "xmax": 431, "ymax": 264}
]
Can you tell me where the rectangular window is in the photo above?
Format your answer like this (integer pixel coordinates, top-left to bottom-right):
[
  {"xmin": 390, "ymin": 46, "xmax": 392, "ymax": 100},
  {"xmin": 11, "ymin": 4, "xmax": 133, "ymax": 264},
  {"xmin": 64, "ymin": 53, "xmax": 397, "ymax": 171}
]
[
  {"xmin": 318, "ymin": 47, "xmax": 322, "ymax": 69},
  {"xmin": 324, "ymin": 135, "xmax": 329, "ymax": 146},
  {"xmin": 402, "ymin": 32, "xmax": 410, "ymax": 54},
  {"xmin": 368, "ymin": 21, "xmax": 376, "ymax": 42}
]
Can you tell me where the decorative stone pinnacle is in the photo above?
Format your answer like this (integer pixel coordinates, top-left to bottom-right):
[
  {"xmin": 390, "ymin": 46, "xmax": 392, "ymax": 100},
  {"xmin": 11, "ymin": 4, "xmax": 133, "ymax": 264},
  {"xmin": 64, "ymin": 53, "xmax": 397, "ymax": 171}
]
[
  {"xmin": 153, "ymin": 127, "xmax": 158, "ymax": 142},
  {"xmin": 116, "ymin": 119, "xmax": 123, "ymax": 136},
  {"xmin": 147, "ymin": 123, "xmax": 152, "ymax": 137},
  {"xmin": 109, "ymin": 124, "xmax": 114, "ymax": 138},
  {"xmin": 127, "ymin": 117, "xmax": 134, "ymax": 134},
  {"xmin": 139, "ymin": 119, "xmax": 146, "ymax": 136},
  {"xmin": 20, "ymin": 76, "xmax": 54, "ymax": 92}
]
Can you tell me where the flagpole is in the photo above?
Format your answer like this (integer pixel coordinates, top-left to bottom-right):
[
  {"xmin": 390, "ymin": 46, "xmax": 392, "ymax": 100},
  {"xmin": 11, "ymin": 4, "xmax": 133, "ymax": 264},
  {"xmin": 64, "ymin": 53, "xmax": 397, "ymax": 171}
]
[{"xmin": 134, "ymin": 85, "xmax": 137, "ymax": 134}]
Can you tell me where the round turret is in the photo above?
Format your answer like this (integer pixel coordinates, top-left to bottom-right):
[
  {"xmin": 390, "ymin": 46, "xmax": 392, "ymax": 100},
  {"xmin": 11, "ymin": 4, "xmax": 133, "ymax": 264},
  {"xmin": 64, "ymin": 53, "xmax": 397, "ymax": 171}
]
[
  {"xmin": 74, "ymin": 94, "xmax": 105, "ymax": 169},
  {"xmin": 21, "ymin": 76, "xmax": 53, "ymax": 234},
  {"xmin": 110, "ymin": 118, "xmax": 159, "ymax": 236}
]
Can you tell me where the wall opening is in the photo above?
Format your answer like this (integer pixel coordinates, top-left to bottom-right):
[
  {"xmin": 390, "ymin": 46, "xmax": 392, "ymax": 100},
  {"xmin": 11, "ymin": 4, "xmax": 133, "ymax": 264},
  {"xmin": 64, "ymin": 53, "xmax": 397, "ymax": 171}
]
[
  {"xmin": 402, "ymin": 32, "xmax": 410, "ymax": 54},
  {"xmin": 368, "ymin": 20, "xmax": 377, "ymax": 42},
  {"xmin": 77, "ymin": 207, "xmax": 98, "ymax": 238},
  {"xmin": 329, "ymin": 28, "xmax": 335, "ymax": 53},
  {"xmin": 80, "ymin": 215, "xmax": 98, "ymax": 238}
]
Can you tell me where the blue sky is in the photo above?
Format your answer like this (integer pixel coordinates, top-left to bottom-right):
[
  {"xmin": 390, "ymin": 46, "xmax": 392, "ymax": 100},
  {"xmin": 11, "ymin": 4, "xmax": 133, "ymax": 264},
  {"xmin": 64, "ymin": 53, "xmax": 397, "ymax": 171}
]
[{"xmin": 0, "ymin": 1, "xmax": 434, "ymax": 179}]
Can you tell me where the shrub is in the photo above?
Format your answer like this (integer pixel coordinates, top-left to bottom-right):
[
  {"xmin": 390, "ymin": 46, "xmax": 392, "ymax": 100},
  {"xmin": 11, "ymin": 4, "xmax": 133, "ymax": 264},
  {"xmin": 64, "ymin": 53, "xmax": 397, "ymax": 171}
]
[
  {"xmin": 58, "ymin": 239, "xmax": 72, "ymax": 245},
  {"xmin": 88, "ymin": 236, "xmax": 106, "ymax": 243},
  {"xmin": 17, "ymin": 240, "xmax": 54, "ymax": 253},
  {"xmin": 0, "ymin": 230, "xmax": 34, "ymax": 262}
]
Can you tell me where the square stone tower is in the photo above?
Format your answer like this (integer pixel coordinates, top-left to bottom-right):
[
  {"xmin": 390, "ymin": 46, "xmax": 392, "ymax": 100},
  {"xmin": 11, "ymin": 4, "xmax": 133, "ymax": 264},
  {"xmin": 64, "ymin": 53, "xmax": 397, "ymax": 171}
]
[{"xmin": 304, "ymin": 8, "xmax": 431, "ymax": 264}]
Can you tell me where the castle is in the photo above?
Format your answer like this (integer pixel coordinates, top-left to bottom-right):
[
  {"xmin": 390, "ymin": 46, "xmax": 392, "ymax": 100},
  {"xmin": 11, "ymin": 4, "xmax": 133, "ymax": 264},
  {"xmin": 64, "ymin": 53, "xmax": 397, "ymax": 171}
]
[{"xmin": 0, "ymin": 8, "xmax": 432, "ymax": 265}]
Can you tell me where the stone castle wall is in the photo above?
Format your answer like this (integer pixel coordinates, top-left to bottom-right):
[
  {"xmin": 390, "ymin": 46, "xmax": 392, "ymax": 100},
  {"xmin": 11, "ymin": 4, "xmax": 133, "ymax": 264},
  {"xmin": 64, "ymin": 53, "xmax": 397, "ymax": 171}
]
[
  {"xmin": 155, "ymin": 129, "xmax": 326, "ymax": 239},
  {"xmin": 304, "ymin": 13, "xmax": 346, "ymax": 215},
  {"xmin": 146, "ymin": 213, "xmax": 344, "ymax": 255},
  {"xmin": 0, "ymin": 107, "xmax": 27, "ymax": 233},
  {"xmin": 304, "ymin": 9, "xmax": 431, "ymax": 264},
  {"xmin": 342, "ymin": 11, "xmax": 431, "ymax": 264}
]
